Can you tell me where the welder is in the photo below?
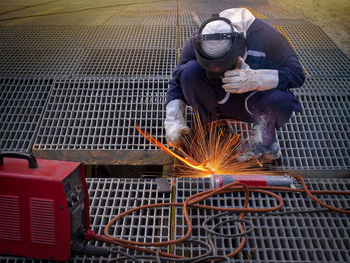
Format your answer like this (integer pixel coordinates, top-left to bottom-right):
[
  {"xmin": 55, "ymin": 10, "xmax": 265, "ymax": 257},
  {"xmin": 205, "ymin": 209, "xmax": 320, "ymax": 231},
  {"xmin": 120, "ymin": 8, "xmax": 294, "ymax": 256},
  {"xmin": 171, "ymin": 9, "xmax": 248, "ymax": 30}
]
[{"xmin": 165, "ymin": 8, "xmax": 305, "ymax": 161}]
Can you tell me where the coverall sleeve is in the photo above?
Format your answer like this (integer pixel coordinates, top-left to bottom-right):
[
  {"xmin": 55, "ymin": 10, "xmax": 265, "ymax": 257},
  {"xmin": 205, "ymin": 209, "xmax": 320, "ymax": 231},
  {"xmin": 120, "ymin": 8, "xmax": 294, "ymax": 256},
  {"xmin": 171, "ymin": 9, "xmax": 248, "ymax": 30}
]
[
  {"xmin": 166, "ymin": 36, "xmax": 197, "ymax": 105},
  {"xmin": 265, "ymin": 26, "xmax": 306, "ymax": 90}
]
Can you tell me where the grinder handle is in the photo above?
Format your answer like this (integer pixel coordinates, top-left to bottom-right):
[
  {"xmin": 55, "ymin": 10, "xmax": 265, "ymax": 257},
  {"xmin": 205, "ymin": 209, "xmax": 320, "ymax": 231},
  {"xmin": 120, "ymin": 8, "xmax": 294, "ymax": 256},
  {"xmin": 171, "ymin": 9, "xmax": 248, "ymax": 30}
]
[{"xmin": 0, "ymin": 152, "xmax": 38, "ymax": 169}]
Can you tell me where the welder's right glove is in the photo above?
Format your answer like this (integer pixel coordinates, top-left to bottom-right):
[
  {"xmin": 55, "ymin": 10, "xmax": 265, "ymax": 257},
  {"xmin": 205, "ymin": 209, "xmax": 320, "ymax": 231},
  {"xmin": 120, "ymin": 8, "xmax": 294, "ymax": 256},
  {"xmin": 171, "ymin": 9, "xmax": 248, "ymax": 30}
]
[{"xmin": 164, "ymin": 99, "xmax": 191, "ymax": 147}]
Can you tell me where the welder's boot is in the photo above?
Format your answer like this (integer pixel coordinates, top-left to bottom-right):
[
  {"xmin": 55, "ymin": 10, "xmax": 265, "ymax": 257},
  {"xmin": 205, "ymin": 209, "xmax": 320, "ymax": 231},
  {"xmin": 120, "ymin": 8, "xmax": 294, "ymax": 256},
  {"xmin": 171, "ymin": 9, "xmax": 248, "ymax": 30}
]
[{"xmin": 237, "ymin": 116, "xmax": 281, "ymax": 162}]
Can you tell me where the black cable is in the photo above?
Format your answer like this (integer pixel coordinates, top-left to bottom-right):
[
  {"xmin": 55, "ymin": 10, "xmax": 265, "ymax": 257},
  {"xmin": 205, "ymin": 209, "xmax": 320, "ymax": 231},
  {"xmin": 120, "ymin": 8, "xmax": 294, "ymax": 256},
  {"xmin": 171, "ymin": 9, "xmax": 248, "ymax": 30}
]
[
  {"xmin": 79, "ymin": 244, "xmax": 141, "ymax": 262},
  {"xmin": 0, "ymin": 0, "xmax": 172, "ymax": 22},
  {"xmin": 115, "ymin": 239, "xmax": 214, "ymax": 262},
  {"xmin": 109, "ymin": 249, "xmax": 142, "ymax": 262},
  {"xmin": 202, "ymin": 212, "xmax": 255, "ymax": 238},
  {"xmin": 192, "ymin": 255, "xmax": 231, "ymax": 263}
]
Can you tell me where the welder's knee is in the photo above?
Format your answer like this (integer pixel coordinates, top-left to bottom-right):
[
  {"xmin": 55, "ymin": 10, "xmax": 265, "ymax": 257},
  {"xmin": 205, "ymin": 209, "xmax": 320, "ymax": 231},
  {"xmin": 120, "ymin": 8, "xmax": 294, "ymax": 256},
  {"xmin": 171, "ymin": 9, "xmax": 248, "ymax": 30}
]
[
  {"xmin": 262, "ymin": 89, "xmax": 298, "ymax": 112},
  {"xmin": 258, "ymin": 89, "xmax": 301, "ymax": 127},
  {"xmin": 180, "ymin": 60, "xmax": 208, "ymax": 94}
]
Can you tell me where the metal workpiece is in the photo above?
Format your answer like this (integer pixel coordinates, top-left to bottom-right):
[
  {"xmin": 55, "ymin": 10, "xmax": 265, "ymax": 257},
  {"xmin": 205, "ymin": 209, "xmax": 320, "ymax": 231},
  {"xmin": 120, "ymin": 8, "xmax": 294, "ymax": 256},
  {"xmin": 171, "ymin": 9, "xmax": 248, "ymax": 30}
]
[
  {"xmin": 88, "ymin": 26, "xmax": 177, "ymax": 49},
  {"xmin": 73, "ymin": 49, "xmax": 176, "ymax": 78},
  {"xmin": 32, "ymin": 78, "xmax": 171, "ymax": 165},
  {"xmin": 0, "ymin": 49, "xmax": 84, "ymax": 77},
  {"xmin": 0, "ymin": 78, "xmax": 53, "ymax": 153},
  {"xmin": 175, "ymin": 178, "xmax": 350, "ymax": 263}
]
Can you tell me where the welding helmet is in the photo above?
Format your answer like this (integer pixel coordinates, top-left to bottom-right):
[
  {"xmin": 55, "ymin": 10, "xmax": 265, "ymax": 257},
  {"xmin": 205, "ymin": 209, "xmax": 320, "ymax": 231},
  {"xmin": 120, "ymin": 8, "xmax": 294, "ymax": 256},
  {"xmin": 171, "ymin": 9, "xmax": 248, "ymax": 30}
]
[{"xmin": 192, "ymin": 15, "xmax": 246, "ymax": 78}]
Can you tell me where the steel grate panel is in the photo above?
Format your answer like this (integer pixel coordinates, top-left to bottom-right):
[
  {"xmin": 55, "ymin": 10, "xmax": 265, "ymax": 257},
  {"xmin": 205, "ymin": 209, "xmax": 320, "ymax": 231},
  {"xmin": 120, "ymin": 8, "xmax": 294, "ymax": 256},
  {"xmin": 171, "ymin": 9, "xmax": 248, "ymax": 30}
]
[
  {"xmin": 33, "ymin": 78, "xmax": 168, "ymax": 153},
  {"xmin": 278, "ymin": 91, "xmax": 350, "ymax": 170},
  {"xmin": 295, "ymin": 48, "xmax": 350, "ymax": 77},
  {"xmin": 84, "ymin": 178, "xmax": 172, "ymax": 262},
  {"xmin": 125, "ymin": 1, "xmax": 176, "ymax": 12},
  {"xmin": 0, "ymin": 49, "xmax": 84, "ymax": 77},
  {"xmin": 179, "ymin": 13, "xmax": 196, "ymax": 26},
  {"xmin": 175, "ymin": 178, "xmax": 350, "ymax": 263},
  {"xmin": 103, "ymin": 11, "xmax": 177, "ymax": 26},
  {"xmin": 4, "ymin": 10, "xmax": 116, "ymax": 26},
  {"xmin": 293, "ymin": 77, "xmax": 350, "ymax": 95},
  {"xmin": 253, "ymin": 5, "xmax": 303, "ymax": 20},
  {"xmin": 0, "ymin": 26, "xmax": 97, "ymax": 49},
  {"xmin": 73, "ymin": 49, "xmax": 176, "ymax": 78},
  {"xmin": 89, "ymin": 26, "xmax": 177, "ymax": 49},
  {"xmin": 0, "ymin": 78, "xmax": 53, "ymax": 153},
  {"xmin": 179, "ymin": 26, "xmax": 197, "ymax": 49},
  {"xmin": 283, "ymin": 25, "xmax": 340, "ymax": 50}
]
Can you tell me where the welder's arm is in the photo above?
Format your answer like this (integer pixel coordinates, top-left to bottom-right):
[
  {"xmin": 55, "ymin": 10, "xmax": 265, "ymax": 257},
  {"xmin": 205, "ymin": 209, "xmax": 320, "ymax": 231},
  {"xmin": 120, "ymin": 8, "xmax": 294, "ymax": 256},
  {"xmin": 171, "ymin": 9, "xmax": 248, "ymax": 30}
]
[
  {"xmin": 164, "ymin": 35, "xmax": 196, "ymax": 147},
  {"xmin": 266, "ymin": 25, "xmax": 305, "ymax": 90},
  {"xmin": 222, "ymin": 68, "xmax": 279, "ymax": 94},
  {"xmin": 164, "ymin": 99, "xmax": 190, "ymax": 147}
]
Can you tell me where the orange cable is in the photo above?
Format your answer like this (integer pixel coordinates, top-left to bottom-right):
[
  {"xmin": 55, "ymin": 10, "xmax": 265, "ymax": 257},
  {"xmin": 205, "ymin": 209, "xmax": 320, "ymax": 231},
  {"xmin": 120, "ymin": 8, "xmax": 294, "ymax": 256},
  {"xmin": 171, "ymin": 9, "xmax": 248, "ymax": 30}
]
[{"xmin": 92, "ymin": 179, "xmax": 350, "ymax": 260}]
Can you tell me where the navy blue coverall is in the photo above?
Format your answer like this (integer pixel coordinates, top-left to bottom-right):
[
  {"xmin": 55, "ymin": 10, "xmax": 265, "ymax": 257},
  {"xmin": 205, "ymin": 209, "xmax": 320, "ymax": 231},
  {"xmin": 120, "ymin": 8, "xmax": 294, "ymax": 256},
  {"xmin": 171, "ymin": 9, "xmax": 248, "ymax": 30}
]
[{"xmin": 166, "ymin": 19, "xmax": 305, "ymax": 146}]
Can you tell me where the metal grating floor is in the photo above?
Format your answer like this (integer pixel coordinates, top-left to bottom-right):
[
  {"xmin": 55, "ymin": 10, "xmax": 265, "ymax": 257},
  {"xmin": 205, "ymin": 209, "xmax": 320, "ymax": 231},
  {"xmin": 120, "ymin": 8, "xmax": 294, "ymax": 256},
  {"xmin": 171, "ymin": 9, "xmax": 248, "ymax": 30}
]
[
  {"xmin": 283, "ymin": 25, "xmax": 340, "ymax": 49},
  {"xmin": 0, "ymin": 78, "xmax": 53, "ymax": 153},
  {"xmin": 85, "ymin": 178, "xmax": 172, "ymax": 262},
  {"xmin": 32, "ymin": 78, "xmax": 170, "ymax": 164},
  {"xmin": 104, "ymin": 11, "xmax": 177, "ymax": 26},
  {"xmin": 0, "ymin": 49, "xmax": 84, "ymax": 77},
  {"xmin": 278, "ymin": 78, "xmax": 350, "ymax": 170},
  {"xmin": 174, "ymin": 178, "xmax": 350, "ymax": 263},
  {"xmin": 73, "ymin": 49, "xmax": 176, "ymax": 78},
  {"xmin": 0, "ymin": 26, "xmax": 97, "ymax": 49},
  {"xmin": 277, "ymin": 25, "xmax": 350, "ymax": 77},
  {"xmin": 88, "ymin": 26, "xmax": 177, "ymax": 49},
  {"xmin": 295, "ymin": 48, "xmax": 350, "ymax": 77}
]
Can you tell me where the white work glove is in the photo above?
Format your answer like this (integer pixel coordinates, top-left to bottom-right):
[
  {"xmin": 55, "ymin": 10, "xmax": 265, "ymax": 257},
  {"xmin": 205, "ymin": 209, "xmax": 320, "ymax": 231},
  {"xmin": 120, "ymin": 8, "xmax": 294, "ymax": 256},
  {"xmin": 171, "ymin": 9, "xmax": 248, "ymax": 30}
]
[
  {"xmin": 222, "ymin": 68, "xmax": 279, "ymax": 94},
  {"xmin": 164, "ymin": 99, "xmax": 190, "ymax": 147}
]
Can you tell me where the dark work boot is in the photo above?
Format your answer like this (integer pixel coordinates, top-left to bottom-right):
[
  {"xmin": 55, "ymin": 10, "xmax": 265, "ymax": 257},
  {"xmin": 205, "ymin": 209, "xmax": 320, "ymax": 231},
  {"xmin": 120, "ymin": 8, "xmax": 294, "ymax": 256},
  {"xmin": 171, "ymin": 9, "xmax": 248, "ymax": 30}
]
[{"xmin": 237, "ymin": 116, "xmax": 280, "ymax": 162}]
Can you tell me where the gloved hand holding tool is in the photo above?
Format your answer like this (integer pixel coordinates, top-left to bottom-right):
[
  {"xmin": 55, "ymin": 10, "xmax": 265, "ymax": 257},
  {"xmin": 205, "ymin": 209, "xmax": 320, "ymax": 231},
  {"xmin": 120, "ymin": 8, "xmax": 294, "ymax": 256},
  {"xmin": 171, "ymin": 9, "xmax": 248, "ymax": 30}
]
[{"xmin": 164, "ymin": 99, "xmax": 190, "ymax": 147}]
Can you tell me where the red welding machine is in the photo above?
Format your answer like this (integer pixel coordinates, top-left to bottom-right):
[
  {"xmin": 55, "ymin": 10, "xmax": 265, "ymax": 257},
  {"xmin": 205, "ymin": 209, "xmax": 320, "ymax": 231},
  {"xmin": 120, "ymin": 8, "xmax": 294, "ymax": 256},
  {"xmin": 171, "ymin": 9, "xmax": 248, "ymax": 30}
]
[{"xmin": 0, "ymin": 152, "xmax": 90, "ymax": 261}]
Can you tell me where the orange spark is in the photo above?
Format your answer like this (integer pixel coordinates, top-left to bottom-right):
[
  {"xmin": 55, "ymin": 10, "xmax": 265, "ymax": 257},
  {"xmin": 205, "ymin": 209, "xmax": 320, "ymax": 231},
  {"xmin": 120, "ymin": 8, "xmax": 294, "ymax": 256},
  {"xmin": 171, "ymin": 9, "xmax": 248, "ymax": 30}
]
[
  {"xmin": 136, "ymin": 112, "xmax": 282, "ymax": 177},
  {"xmin": 135, "ymin": 124, "xmax": 211, "ymax": 173}
]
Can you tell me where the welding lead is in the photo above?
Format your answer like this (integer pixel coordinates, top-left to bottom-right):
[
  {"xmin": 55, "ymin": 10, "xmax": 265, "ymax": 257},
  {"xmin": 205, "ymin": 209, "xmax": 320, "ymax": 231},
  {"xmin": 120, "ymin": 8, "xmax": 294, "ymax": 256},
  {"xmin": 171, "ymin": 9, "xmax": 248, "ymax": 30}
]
[{"xmin": 211, "ymin": 174, "xmax": 294, "ymax": 188}]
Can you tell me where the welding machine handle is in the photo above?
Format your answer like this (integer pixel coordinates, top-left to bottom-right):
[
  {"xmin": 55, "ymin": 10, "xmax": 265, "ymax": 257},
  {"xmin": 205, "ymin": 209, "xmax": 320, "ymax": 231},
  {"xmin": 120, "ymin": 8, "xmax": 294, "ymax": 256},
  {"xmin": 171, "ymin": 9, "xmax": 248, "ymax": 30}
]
[{"xmin": 0, "ymin": 152, "xmax": 38, "ymax": 169}]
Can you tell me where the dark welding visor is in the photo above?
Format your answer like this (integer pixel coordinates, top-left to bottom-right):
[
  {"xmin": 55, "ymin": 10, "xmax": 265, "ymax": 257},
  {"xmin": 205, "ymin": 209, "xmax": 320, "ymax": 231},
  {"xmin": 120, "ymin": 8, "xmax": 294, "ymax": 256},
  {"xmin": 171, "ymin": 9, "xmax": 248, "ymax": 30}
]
[{"xmin": 192, "ymin": 16, "xmax": 246, "ymax": 78}]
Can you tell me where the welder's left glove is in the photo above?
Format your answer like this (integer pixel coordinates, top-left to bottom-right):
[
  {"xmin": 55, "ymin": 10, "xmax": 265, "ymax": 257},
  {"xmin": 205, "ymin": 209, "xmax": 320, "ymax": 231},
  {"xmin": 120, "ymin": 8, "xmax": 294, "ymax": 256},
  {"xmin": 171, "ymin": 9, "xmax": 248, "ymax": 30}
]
[{"xmin": 222, "ymin": 69, "xmax": 279, "ymax": 94}]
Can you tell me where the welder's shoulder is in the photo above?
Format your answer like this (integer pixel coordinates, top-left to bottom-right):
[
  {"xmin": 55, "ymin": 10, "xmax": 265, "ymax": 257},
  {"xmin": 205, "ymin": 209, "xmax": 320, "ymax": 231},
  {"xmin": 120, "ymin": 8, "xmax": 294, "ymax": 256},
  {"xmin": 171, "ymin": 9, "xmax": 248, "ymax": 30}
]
[
  {"xmin": 248, "ymin": 19, "xmax": 282, "ymax": 41},
  {"xmin": 248, "ymin": 19, "xmax": 289, "ymax": 53}
]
